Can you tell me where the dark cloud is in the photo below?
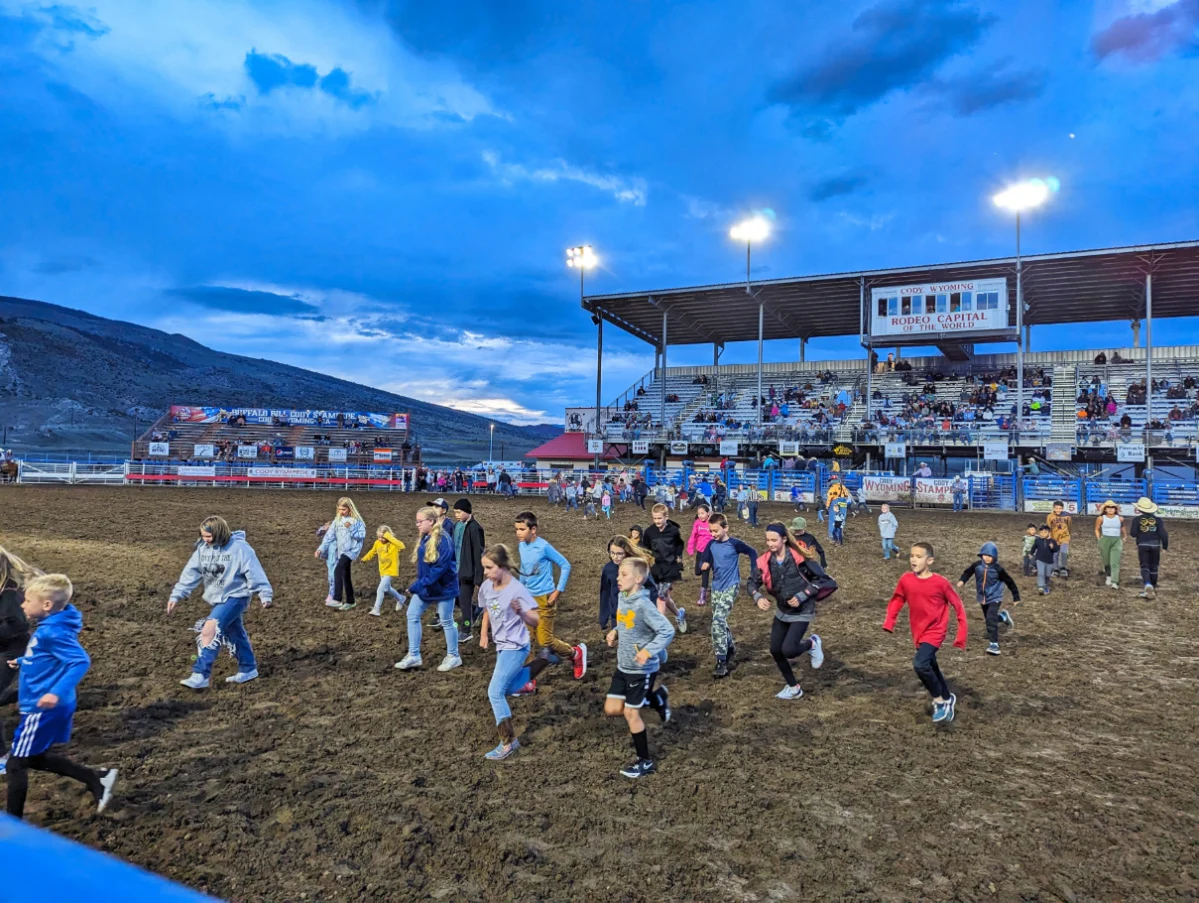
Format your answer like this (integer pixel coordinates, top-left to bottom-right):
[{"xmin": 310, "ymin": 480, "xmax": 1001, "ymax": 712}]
[
  {"xmin": 1092, "ymin": 0, "xmax": 1199, "ymax": 62},
  {"xmin": 34, "ymin": 255, "xmax": 100, "ymax": 275},
  {"xmin": 768, "ymin": 0, "xmax": 994, "ymax": 124},
  {"xmin": 932, "ymin": 61, "xmax": 1046, "ymax": 115},
  {"xmin": 317, "ymin": 67, "xmax": 375, "ymax": 110},
  {"xmin": 809, "ymin": 173, "xmax": 869, "ymax": 202},
  {"xmin": 169, "ymin": 286, "xmax": 323, "ymax": 317},
  {"xmin": 243, "ymin": 51, "xmax": 376, "ymax": 109}
]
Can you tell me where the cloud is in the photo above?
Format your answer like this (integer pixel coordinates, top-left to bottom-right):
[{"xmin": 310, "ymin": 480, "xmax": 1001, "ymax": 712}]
[
  {"xmin": 1092, "ymin": 0, "xmax": 1199, "ymax": 62},
  {"xmin": 34, "ymin": 255, "xmax": 100, "ymax": 275},
  {"xmin": 809, "ymin": 173, "xmax": 869, "ymax": 202},
  {"xmin": 481, "ymin": 150, "xmax": 647, "ymax": 206},
  {"xmin": 929, "ymin": 60, "xmax": 1046, "ymax": 115},
  {"xmin": 838, "ymin": 210, "xmax": 894, "ymax": 231},
  {"xmin": 768, "ymin": 0, "xmax": 993, "ymax": 125},
  {"xmin": 244, "ymin": 50, "xmax": 318, "ymax": 93},
  {"xmin": 39, "ymin": 4, "xmax": 109, "ymax": 39},
  {"xmin": 168, "ymin": 285, "xmax": 324, "ymax": 317}
]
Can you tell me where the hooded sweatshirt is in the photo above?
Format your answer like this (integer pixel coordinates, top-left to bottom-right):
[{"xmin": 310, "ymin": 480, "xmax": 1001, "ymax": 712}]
[
  {"xmin": 318, "ymin": 517, "xmax": 366, "ymax": 561},
  {"xmin": 614, "ymin": 587, "xmax": 675, "ymax": 675},
  {"xmin": 362, "ymin": 532, "xmax": 406, "ymax": 578},
  {"xmin": 643, "ymin": 520, "xmax": 685, "ymax": 583},
  {"xmin": 170, "ymin": 530, "xmax": 273, "ymax": 607},
  {"xmin": 957, "ymin": 542, "xmax": 1020, "ymax": 606},
  {"xmin": 686, "ymin": 518, "xmax": 714, "ymax": 557},
  {"xmin": 748, "ymin": 549, "xmax": 838, "ymax": 622},
  {"xmin": 15, "ymin": 605, "xmax": 90, "ymax": 713},
  {"xmin": 409, "ymin": 531, "xmax": 458, "ymax": 602},
  {"xmin": 1130, "ymin": 512, "xmax": 1169, "ymax": 549}
]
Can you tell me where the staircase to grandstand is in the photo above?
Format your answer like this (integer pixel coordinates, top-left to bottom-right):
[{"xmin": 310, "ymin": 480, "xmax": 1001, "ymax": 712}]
[{"xmin": 1050, "ymin": 364, "xmax": 1080, "ymax": 444}]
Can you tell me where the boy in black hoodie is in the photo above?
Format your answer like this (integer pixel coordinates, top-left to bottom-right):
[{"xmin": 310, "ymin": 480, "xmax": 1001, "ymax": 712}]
[
  {"xmin": 642, "ymin": 504, "xmax": 687, "ymax": 634},
  {"xmin": 1130, "ymin": 498, "xmax": 1169, "ymax": 599},
  {"xmin": 1032, "ymin": 526, "xmax": 1059, "ymax": 596},
  {"xmin": 956, "ymin": 541, "xmax": 1019, "ymax": 656}
]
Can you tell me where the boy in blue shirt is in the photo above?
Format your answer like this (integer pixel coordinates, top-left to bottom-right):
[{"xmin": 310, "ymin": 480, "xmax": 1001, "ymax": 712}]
[
  {"xmin": 5, "ymin": 574, "xmax": 117, "ymax": 819},
  {"xmin": 514, "ymin": 511, "xmax": 587, "ymax": 679},
  {"xmin": 698, "ymin": 513, "xmax": 758, "ymax": 678}
]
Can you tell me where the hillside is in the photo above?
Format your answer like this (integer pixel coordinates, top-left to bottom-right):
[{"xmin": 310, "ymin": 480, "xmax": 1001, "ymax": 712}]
[{"xmin": 0, "ymin": 296, "xmax": 559, "ymax": 462}]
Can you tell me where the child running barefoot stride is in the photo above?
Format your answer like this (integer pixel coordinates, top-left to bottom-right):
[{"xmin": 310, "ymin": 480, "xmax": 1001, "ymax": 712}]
[
  {"xmin": 169, "ymin": 516, "xmax": 272, "ymax": 689},
  {"xmin": 956, "ymin": 542, "xmax": 1018, "ymax": 656},
  {"xmin": 883, "ymin": 542, "xmax": 968, "ymax": 724},
  {"xmin": 478, "ymin": 544, "xmax": 556, "ymax": 760},
  {"xmin": 5, "ymin": 575, "xmax": 117, "ymax": 819},
  {"xmin": 686, "ymin": 503, "xmax": 714, "ymax": 606},
  {"xmin": 514, "ymin": 512, "xmax": 587, "ymax": 679},
  {"xmin": 600, "ymin": 537, "xmax": 658, "ymax": 632},
  {"xmin": 362, "ymin": 526, "xmax": 406, "ymax": 617},
  {"xmin": 316, "ymin": 498, "xmax": 366, "ymax": 611},
  {"xmin": 395, "ymin": 507, "xmax": 460, "ymax": 672},
  {"xmin": 605, "ymin": 557, "xmax": 675, "ymax": 779},
  {"xmin": 749, "ymin": 522, "xmax": 838, "ymax": 699},
  {"xmin": 699, "ymin": 513, "xmax": 757, "ymax": 678},
  {"xmin": 643, "ymin": 504, "xmax": 688, "ymax": 633}
]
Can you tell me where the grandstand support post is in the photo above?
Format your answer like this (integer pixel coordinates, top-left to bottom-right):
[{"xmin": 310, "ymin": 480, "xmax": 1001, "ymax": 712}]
[
  {"xmin": 661, "ymin": 310, "xmax": 668, "ymax": 430},
  {"xmin": 1146, "ymin": 271, "xmax": 1153, "ymax": 463},
  {"xmin": 757, "ymin": 300, "xmax": 764, "ymax": 426},
  {"xmin": 593, "ymin": 300, "xmax": 602, "ymax": 470},
  {"xmin": 1016, "ymin": 210, "xmax": 1024, "ymax": 443},
  {"xmin": 799, "ymin": 337, "xmax": 806, "ymax": 363}
]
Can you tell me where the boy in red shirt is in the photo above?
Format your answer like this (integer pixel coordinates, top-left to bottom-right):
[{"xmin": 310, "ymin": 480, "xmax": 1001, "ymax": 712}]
[{"xmin": 883, "ymin": 541, "xmax": 968, "ymax": 724}]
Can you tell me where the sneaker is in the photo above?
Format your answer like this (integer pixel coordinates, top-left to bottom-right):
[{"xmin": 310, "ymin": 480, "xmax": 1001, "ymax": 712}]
[
  {"xmin": 572, "ymin": 643, "xmax": 588, "ymax": 680},
  {"xmin": 1111, "ymin": 583, "xmax": 1119, "ymax": 590},
  {"xmin": 697, "ymin": 588, "xmax": 708, "ymax": 607},
  {"xmin": 225, "ymin": 669, "xmax": 259, "ymax": 684},
  {"xmin": 999, "ymin": 609, "xmax": 1014, "ymax": 628},
  {"xmin": 945, "ymin": 693, "xmax": 957, "ymax": 722},
  {"xmin": 1145, "ymin": 585, "xmax": 1156, "ymax": 600},
  {"xmin": 395, "ymin": 596, "xmax": 406, "ymax": 613},
  {"xmin": 1136, "ymin": 589, "xmax": 1149, "ymax": 599},
  {"xmin": 484, "ymin": 739, "xmax": 520, "ymax": 761},
  {"xmin": 713, "ymin": 660, "xmax": 729, "ymax": 679},
  {"xmin": 369, "ymin": 607, "xmax": 382, "ymax": 617},
  {"xmin": 325, "ymin": 598, "xmax": 342, "ymax": 608},
  {"xmin": 620, "ymin": 758, "xmax": 656, "ymax": 779},
  {"xmin": 394, "ymin": 653, "xmax": 423, "ymax": 671},
  {"xmin": 655, "ymin": 685, "xmax": 671, "ymax": 723},
  {"xmin": 809, "ymin": 634, "xmax": 824, "ymax": 669},
  {"xmin": 429, "ymin": 616, "xmax": 442, "ymax": 630},
  {"xmin": 776, "ymin": 684, "xmax": 803, "ymax": 700},
  {"xmin": 931, "ymin": 700, "xmax": 949, "ymax": 723},
  {"xmin": 437, "ymin": 654, "xmax": 463, "ymax": 672},
  {"xmin": 510, "ymin": 680, "xmax": 537, "ymax": 697},
  {"xmin": 336, "ymin": 602, "xmax": 357, "ymax": 612},
  {"xmin": 676, "ymin": 609, "xmax": 688, "ymax": 634},
  {"xmin": 459, "ymin": 631, "xmax": 474, "ymax": 644},
  {"xmin": 97, "ymin": 768, "xmax": 119, "ymax": 813},
  {"xmin": 986, "ymin": 642, "xmax": 1000, "ymax": 656},
  {"xmin": 180, "ymin": 673, "xmax": 209, "ymax": 690},
  {"xmin": 1105, "ymin": 576, "xmax": 1112, "ymax": 587}
]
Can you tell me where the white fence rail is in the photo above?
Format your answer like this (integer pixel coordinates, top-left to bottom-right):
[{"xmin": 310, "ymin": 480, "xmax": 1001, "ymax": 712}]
[{"xmin": 16, "ymin": 462, "xmax": 128, "ymax": 485}]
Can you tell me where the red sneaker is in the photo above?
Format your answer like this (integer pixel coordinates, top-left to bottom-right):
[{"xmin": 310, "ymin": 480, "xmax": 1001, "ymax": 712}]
[
  {"xmin": 572, "ymin": 643, "xmax": 588, "ymax": 680},
  {"xmin": 511, "ymin": 680, "xmax": 537, "ymax": 697}
]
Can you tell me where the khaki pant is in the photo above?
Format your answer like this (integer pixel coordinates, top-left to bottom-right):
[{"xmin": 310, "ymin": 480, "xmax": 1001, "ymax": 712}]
[
  {"xmin": 1098, "ymin": 535, "xmax": 1123, "ymax": 585},
  {"xmin": 528, "ymin": 594, "xmax": 575, "ymax": 660}
]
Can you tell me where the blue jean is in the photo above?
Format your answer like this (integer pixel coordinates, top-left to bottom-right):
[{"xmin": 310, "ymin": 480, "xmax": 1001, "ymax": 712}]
[
  {"xmin": 407, "ymin": 594, "xmax": 459, "ymax": 657},
  {"xmin": 881, "ymin": 537, "xmax": 898, "ymax": 559},
  {"xmin": 488, "ymin": 647, "xmax": 532, "ymax": 723},
  {"xmin": 953, "ymin": 491, "xmax": 965, "ymax": 512},
  {"xmin": 375, "ymin": 575, "xmax": 404, "ymax": 609},
  {"xmin": 194, "ymin": 596, "xmax": 256, "ymax": 677},
  {"xmin": 324, "ymin": 553, "xmax": 337, "ymax": 596}
]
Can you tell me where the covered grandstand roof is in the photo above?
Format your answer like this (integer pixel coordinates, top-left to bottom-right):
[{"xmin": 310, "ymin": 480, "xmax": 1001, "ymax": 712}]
[{"xmin": 585, "ymin": 239, "xmax": 1199, "ymax": 348}]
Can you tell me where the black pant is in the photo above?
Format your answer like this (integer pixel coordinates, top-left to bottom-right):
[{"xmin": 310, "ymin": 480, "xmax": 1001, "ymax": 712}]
[
  {"xmin": 636, "ymin": 492, "xmax": 646, "ymax": 510},
  {"xmin": 694, "ymin": 557, "xmax": 710, "ymax": 589},
  {"xmin": 913, "ymin": 643, "xmax": 950, "ymax": 699},
  {"xmin": 769, "ymin": 618, "xmax": 812, "ymax": 687},
  {"xmin": 333, "ymin": 555, "xmax": 354, "ymax": 605},
  {"xmin": 457, "ymin": 578, "xmax": 477, "ymax": 629},
  {"xmin": 1022, "ymin": 554, "xmax": 1034, "ymax": 577},
  {"xmin": 981, "ymin": 602, "xmax": 1001, "ymax": 644},
  {"xmin": 5, "ymin": 751, "xmax": 103, "ymax": 818},
  {"xmin": 1137, "ymin": 546, "xmax": 1161, "ymax": 587}
]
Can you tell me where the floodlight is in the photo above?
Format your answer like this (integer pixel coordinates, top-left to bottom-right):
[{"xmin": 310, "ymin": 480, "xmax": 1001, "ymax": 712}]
[
  {"xmin": 993, "ymin": 179, "xmax": 1052, "ymax": 212},
  {"xmin": 730, "ymin": 216, "xmax": 770, "ymax": 243}
]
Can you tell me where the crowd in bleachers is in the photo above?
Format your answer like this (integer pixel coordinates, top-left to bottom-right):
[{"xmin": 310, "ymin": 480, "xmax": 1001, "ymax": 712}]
[{"xmin": 1075, "ymin": 365, "xmax": 1199, "ymax": 444}]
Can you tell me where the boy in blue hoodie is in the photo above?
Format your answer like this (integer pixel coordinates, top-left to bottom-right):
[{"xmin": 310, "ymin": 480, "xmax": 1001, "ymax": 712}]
[
  {"xmin": 956, "ymin": 542, "xmax": 1019, "ymax": 656},
  {"xmin": 5, "ymin": 574, "xmax": 117, "ymax": 818}
]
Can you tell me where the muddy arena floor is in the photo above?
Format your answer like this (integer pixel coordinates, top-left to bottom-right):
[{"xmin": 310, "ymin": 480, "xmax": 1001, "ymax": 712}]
[{"xmin": 1, "ymin": 486, "xmax": 1196, "ymax": 903}]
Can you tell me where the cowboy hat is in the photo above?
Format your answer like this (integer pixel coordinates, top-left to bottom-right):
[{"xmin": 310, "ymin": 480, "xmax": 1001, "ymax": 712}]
[
  {"xmin": 1134, "ymin": 497, "xmax": 1158, "ymax": 514},
  {"xmin": 1100, "ymin": 499, "xmax": 1119, "ymax": 510},
  {"xmin": 790, "ymin": 516, "xmax": 807, "ymax": 531}
]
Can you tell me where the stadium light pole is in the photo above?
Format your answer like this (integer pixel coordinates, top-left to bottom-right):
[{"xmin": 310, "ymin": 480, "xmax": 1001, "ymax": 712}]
[
  {"xmin": 567, "ymin": 245, "xmax": 600, "ymax": 468},
  {"xmin": 730, "ymin": 217, "xmax": 771, "ymax": 426},
  {"xmin": 993, "ymin": 179, "xmax": 1052, "ymax": 441},
  {"xmin": 489, "ymin": 423, "xmax": 494, "ymax": 463}
]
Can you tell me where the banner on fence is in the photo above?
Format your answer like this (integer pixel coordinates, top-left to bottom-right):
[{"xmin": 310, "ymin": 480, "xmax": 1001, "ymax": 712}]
[
  {"xmin": 148, "ymin": 442, "xmax": 169, "ymax": 457},
  {"xmin": 719, "ymin": 440, "xmax": 739, "ymax": 456},
  {"xmin": 295, "ymin": 446, "xmax": 315, "ymax": 460},
  {"xmin": 884, "ymin": 442, "xmax": 906, "ymax": 459},
  {"xmin": 1116, "ymin": 443, "xmax": 1146, "ymax": 463},
  {"xmin": 248, "ymin": 467, "xmax": 317, "ymax": 479},
  {"xmin": 237, "ymin": 445, "xmax": 258, "ymax": 459},
  {"xmin": 982, "ymin": 441, "xmax": 1009, "ymax": 462},
  {"xmin": 1087, "ymin": 501, "xmax": 1137, "ymax": 516},
  {"xmin": 670, "ymin": 441, "xmax": 689, "ymax": 455},
  {"xmin": 178, "ymin": 465, "xmax": 216, "ymax": 477},
  {"xmin": 327, "ymin": 447, "xmax": 347, "ymax": 463},
  {"xmin": 1157, "ymin": 504, "xmax": 1199, "ymax": 520},
  {"xmin": 374, "ymin": 449, "xmax": 393, "ymax": 463},
  {"xmin": 275, "ymin": 447, "xmax": 294, "ymax": 460},
  {"xmin": 914, "ymin": 478, "xmax": 954, "ymax": 505},
  {"xmin": 773, "ymin": 490, "xmax": 815, "ymax": 503},
  {"xmin": 1025, "ymin": 499, "xmax": 1079, "ymax": 514},
  {"xmin": 193, "ymin": 444, "xmax": 215, "ymax": 458},
  {"xmin": 631, "ymin": 440, "xmax": 649, "ymax": 455},
  {"xmin": 586, "ymin": 439, "xmax": 604, "ymax": 454},
  {"xmin": 779, "ymin": 441, "xmax": 800, "ymax": 456},
  {"xmin": 862, "ymin": 475, "xmax": 912, "ymax": 502},
  {"xmin": 1046, "ymin": 443, "xmax": 1073, "ymax": 461},
  {"xmin": 169, "ymin": 405, "xmax": 409, "ymax": 430}
]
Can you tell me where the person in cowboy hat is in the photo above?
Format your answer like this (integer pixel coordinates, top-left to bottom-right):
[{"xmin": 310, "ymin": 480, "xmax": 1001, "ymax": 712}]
[
  {"xmin": 789, "ymin": 516, "xmax": 827, "ymax": 568},
  {"xmin": 1093, "ymin": 500, "xmax": 1126, "ymax": 590},
  {"xmin": 1130, "ymin": 497, "xmax": 1169, "ymax": 600}
]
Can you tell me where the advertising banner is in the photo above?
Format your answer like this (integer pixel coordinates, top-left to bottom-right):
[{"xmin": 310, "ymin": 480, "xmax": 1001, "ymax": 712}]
[
  {"xmin": 294, "ymin": 446, "xmax": 315, "ymax": 460},
  {"xmin": 192, "ymin": 444, "xmax": 215, "ymax": 458},
  {"xmin": 778, "ymin": 441, "xmax": 800, "ymax": 456},
  {"xmin": 670, "ymin": 441, "xmax": 689, "ymax": 455},
  {"xmin": 1025, "ymin": 499, "xmax": 1079, "ymax": 514},
  {"xmin": 1156, "ymin": 504, "xmax": 1199, "ymax": 520},
  {"xmin": 236, "ymin": 445, "xmax": 258, "ymax": 459},
  {"xmin": 1046, "ymin": 443, "xmax": 1074, "ymax": 461},
  {"xmin": 148, "ymin": 442, "xmax": 170, "ymax": 457},
  {"xmin": 1086, "ymin": 501, "xmax": 1136, "ymax": 516},
  {"xmin": 862, "ymin": 475, "xmax": 912, "ymax": 502},
  {"xmin": 586, "ymin": 439, "xmax": 604, "ymax": 454},
  {"xmin": 168, "ymin": 406, "xmax": 408, "ymax": 429},
  {"xmin": 982, "ymin": 441, "xmax": 1010, "ymax": 462},
  {"xmin": 631, "ymin": 440, "xmax": 649, "ymax": 455},
  {"xmin": 177, "ymin": 465, "xmax": 216, "ymax": 477},
  {"xmin": 274, "ymin": 447, "xmax": 294, "ymax": 460},
  {"xmin": 1116, "ymin": 443, "xmax": 1146, "ymax": 462},
  {"xmin": 914, "ymin": 478, "xmax": 955, "ymax": 506},
  {"xmin": 870, "ymin": 277, "xmax": 1008, "ymax": 337},
  {"xmin": 884, "ymin": 442, "xmax": 906, "ymax": 459},
  {"xmin": 327, "ymin": 447, "xmax": 347, "ymax": 463},
  {"xmin": 248, "ymin": 467, "xmax": 317, "ymax": 479},
  {"xmin": 719, "ymin": 440, "xmax": 739, "ymax": 456},
  {"xmin": 373, "ymin": 449, "xmax": 393, "ymax": 463},
  {"xmin": 773, "ymin": 490, "xmax": 815, "ymax": 503}
]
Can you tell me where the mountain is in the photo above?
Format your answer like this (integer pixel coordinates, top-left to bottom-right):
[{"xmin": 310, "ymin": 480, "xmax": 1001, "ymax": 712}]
[{"xmin": 0, "ymin": 296, "xmax": 558, "ymax": 463}]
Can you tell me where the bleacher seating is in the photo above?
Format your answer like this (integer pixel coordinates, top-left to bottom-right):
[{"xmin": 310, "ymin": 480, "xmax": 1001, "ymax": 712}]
[{"xmin": 1074, "ymin": 360, "xmax": 1199, "ymax": 447}]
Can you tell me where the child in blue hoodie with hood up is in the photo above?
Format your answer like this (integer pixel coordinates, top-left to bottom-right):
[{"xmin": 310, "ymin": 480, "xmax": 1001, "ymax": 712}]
[
  {"xmin": 956, "ymin": 541, "xmax": 1019, "ymax": 657},
  {"xmin": 5, "ymin": 574, "xmax": 117, "ymax": 819}
]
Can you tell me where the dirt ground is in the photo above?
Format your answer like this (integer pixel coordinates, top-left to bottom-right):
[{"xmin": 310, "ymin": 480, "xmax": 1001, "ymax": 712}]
[{"xmin": 1, "ymin": 486, "xmax": 1196, "ymax": 903}]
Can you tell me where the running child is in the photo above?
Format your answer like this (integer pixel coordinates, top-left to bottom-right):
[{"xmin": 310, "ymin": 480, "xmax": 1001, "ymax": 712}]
[
  {"xmin": 831, "ymin": 495, "xmax": 849, "ymax": 546},
  {"xmin": 1033, "ymin": 525, "xmax": 1059, "ymax": 595},
  {"xmin": 1047, "ymin": 501, "xmax": 1072, "ymax": 577},
  {"xmin": 316, "ymin": 497, "xmax": 366, "ymax": 611},
  {"xmin": 882, "ymin": 542, "xmax": 968, "ymax": 724},
  {"xmin": 604, "ymin": 557, "xmax": 675, "ymax": 779},
  {"xmin": 956, "ymin": 542, "xmax": 1018, "ymax": 656},
  {"xmin": 686, "ymin": 503, "xmax": 714, "ymax": 606},
  {"xmin": 4, "ymin": 574, "xmax": 117, "ymax": 819},
  {"xmin": 788, "ymin": 517, "xmax": 827, "ymax": 568},
  {"xmin": 600, "ymin": 537, "xmax": 658, "ymax": 631},
  {"xmin": 748, "ymin": 522, "xmax": 838, "ymax": 700},
  {"xmin": 427, "ymin": 498, "xmax": 453, "ymax": 629},
  {"xmin": 1021, "ymin": 523, "xmax": 1038, "ymax": 577},
  {"xmin": 451, "ymin": 499, "xmax": 485, "ymax": 640},
  {"xmin": 878, "ymin": 504, "xmax": 899, "ymax": 561},
  {"xmin": 698, "ymin": 513, "xmax": 757, "ymax": 678},
  {"xmin": 0, "ymin": 545, "xmax": 38, "ymax": 775},
  {"xmin": 395, "ymin": 507, "xmax": 461, "ymax": 672},
  {"xmin": 643, "ymin": 504, "xmax": 687, "ymax": 633},
  {"xmin": 514, "ymin": 511, "xmax": 587, "ymax": 679},
  {"xmin": 477, "ymin": 544, "xmax": 556, "ymax": 760},
  {"xmin": 169, "ymin": 516, "xmax": 272, "ymax": 689},
  {"xmin": 601, "ymin": 488, "xmax": 613, "ymax": 520},
  {"xmin": 315, "ymin": 522, "xmax": 337, "ymax": 605},
  {"xmin": 362, "ymin": 526, "xmax": 406, "ymax": 617}
]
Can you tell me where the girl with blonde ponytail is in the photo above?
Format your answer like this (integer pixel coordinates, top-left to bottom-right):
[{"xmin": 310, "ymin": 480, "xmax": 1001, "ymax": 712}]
[
  {"xmin": 315, "ymin": 497, "xmax": 366, "ymax": 611},
  {"xmin": 395, "ymin": 507, "xmax": 460, "ymax": 672}
]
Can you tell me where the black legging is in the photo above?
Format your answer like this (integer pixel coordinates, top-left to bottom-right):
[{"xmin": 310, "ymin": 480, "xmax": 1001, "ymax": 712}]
[
  {"xmin": 1137, "ymin": 546, "xmax": 1161, "ymax": 588},
  {"xmin": 770, "ymin": 618, "xmax": 813, "ymax": 687},
  {"xmin": 913, "ymin": 643, "xmax": 950, "ymax": 699},
  {"xmin": 457, "ymin": 578, "xmax": 476, "ymax": 629},
  {"xmin": 6, "ymin": 751, "xmax": 103, "ymax": 818},
  {"xmin": 981, "ymin": 601, "xmax": 1001, "ymax": 643},
  {"xmin": 694, "ymin": 557, "xmax": 710, "ymax": 589},
  {"xmin": 333, "ymin": 555, "xmax": 354, "ymax": 605}
]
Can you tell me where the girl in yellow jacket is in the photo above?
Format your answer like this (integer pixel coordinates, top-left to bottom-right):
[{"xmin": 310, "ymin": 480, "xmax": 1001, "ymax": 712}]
[{"xmin": 363, "ymin": 526, "xmax": 407, "ymax": 617}]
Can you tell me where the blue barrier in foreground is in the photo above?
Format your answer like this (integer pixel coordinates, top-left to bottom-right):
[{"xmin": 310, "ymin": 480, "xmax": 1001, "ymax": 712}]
[{"xmin": 0, "ymin": 815, "xmax": 221, "ymax": 902}]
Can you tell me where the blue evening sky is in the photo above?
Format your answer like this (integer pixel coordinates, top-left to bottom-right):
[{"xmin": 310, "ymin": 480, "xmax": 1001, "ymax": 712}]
[{"xmin": 1, "ymin": 0, "xmax": 1197, "ymax": 424}]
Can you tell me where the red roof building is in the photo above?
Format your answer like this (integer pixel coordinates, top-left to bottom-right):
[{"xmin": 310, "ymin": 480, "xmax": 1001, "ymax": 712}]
[{"xmin": 524, "ymin": 433, "xmax": 622, "ymax": 465}]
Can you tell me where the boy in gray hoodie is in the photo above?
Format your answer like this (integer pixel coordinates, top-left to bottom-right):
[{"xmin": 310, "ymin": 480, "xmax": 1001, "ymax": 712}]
[
  {"xmin": 169, "ymin": 516, "xmax": 273, "ymax": 689},
  {"xmin": 603, "ymin": 557, "xmax": 675, "ymax": 779}
]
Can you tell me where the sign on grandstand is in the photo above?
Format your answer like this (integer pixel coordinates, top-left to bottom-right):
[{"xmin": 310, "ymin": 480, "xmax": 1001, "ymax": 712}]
[
  {"xmin": 586, "ymin": 439, "xmax": 604, "ymax": 454},
  {"xmin": 248, "ymin": 467, "xmax": 317, "ymax": 479},
  {"xmin": 275, "ymin": 447, "xmax": 294, "ymax": 460},
  {"xmin": 327, "ymin": 447, "xmax": 347, "ymax": 463},
  {"xmin": 1026, "ymin": 499, "xmax": 1079, "ymax": 514},
  {"xmin": 1046, "ymin": 443, "xmax": 1073, "ymax": 461},
  {"xmin": 565, "ymin": 407, "xmax": 597, "ymax": 433},
  {"xmin": 884, "ymin": 442, "xmax": 906, "ymax": 459},
  {"xmin": 193, "ymin": 444, "xmax": 215, "ymax": 458},
  {"xmin": 1116, "ymin": 442, "xmax": 1146, "ymax": 462},
  {"xmin": 862, "ymin": 475, "xmax": 911, "ymax": 502},
  {"xmin": 148, "ymin": 442, "xmax": 169, "ymax": 457},
  {"xmin": 237, "ymin": 445, "xmax": 258, "ymax": 459},
  {"xmin": 719, "ymin": 440, "xmax": 739, "ymax": 456},
  {"xmin": 870, "ymin": 278, "xmax": 1008, "ymax": 338},
  {"xmin": 169, "ymin": 406, "xmax": 409, "ymax": 429},
  {"xmin": 631, "ymin": 440, "xmax": 649, "ymax": 455},
  {"xmin": 778, "ymin": 441, "xmax": 800, "ymax": 456},
  {"xmin": 295, "ymin": 446, "xmax": 315, "ymax": 460},
  {"xmin": 374, "ymin": 449, "xmax": 393, "ymax": 463},
  {"xmin": 178, "ymin": 465, "xmax": 216, "ymax": 478},
  {"xmin": 670, "ymin": 441, "xmax": 689, "ymax": 455},
  {"xmin": 982, "ymin": 440, "xmax": 1009, "ymax": 462}
]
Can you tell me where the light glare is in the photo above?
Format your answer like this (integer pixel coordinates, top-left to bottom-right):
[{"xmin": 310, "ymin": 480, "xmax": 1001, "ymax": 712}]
[
  {"xmin": 730, "ymin": 216, "xmax": 770, "ymax": 243},
  {"xmin": 993, "ymin": 178, "xmax": 1053, "ymax": 212}
]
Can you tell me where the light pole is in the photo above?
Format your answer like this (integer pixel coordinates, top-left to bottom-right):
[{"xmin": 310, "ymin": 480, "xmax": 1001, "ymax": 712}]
[
  {"xmin": 993, "ymin": 179, "xmax": 1053, "ymax": 441},
  {"xmin": 489, "ymin": 423, "xmax": 494, "ymax": 463},
  {"xmin": 730, "ymin": 217, "xmax": 770, "ymax": 425},
  {"xmin": 567, "ymin": 244, "xmax": 600, "ymax": 468}
]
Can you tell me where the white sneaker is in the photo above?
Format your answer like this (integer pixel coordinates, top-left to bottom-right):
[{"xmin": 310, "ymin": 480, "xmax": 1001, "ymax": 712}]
[
  {"xmin": 225, "ymin": 669, "xmax": 259, "ymax": 684},
  {"xmin": 809, "ymin": 634, "xmax": 824, "ymax": 669},
  {"xmin": 394, "ymin": 653, "xmax": 423, "ymax": 671},
  {"xmin": 437, "ymin": 654, "xmax": 463, "ymax": 672},
  {"xmin": 369, "ymin": 607, "xmax": 382, "ymax": 617},
  {"xmin": 1105, "ymin": 576, "xmax": 1112, "ymax": 587},
  {"xmin": 394, "ymin": 594, "xmax": 407, "ymax": 612},
  {"xmin": 776, "ymin": 684, "xmax": 804, "ymax": 700},
  {"xmin": 325, "ymin": 598, "xmax": 342, "ymax": 608},
  {"xmin": 180, "ymin": 673, "xmax": 209, "ymax": 689},
  {"xmin": 97, "ymin": 769, "xmax": 118, "ymax": 813}
]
